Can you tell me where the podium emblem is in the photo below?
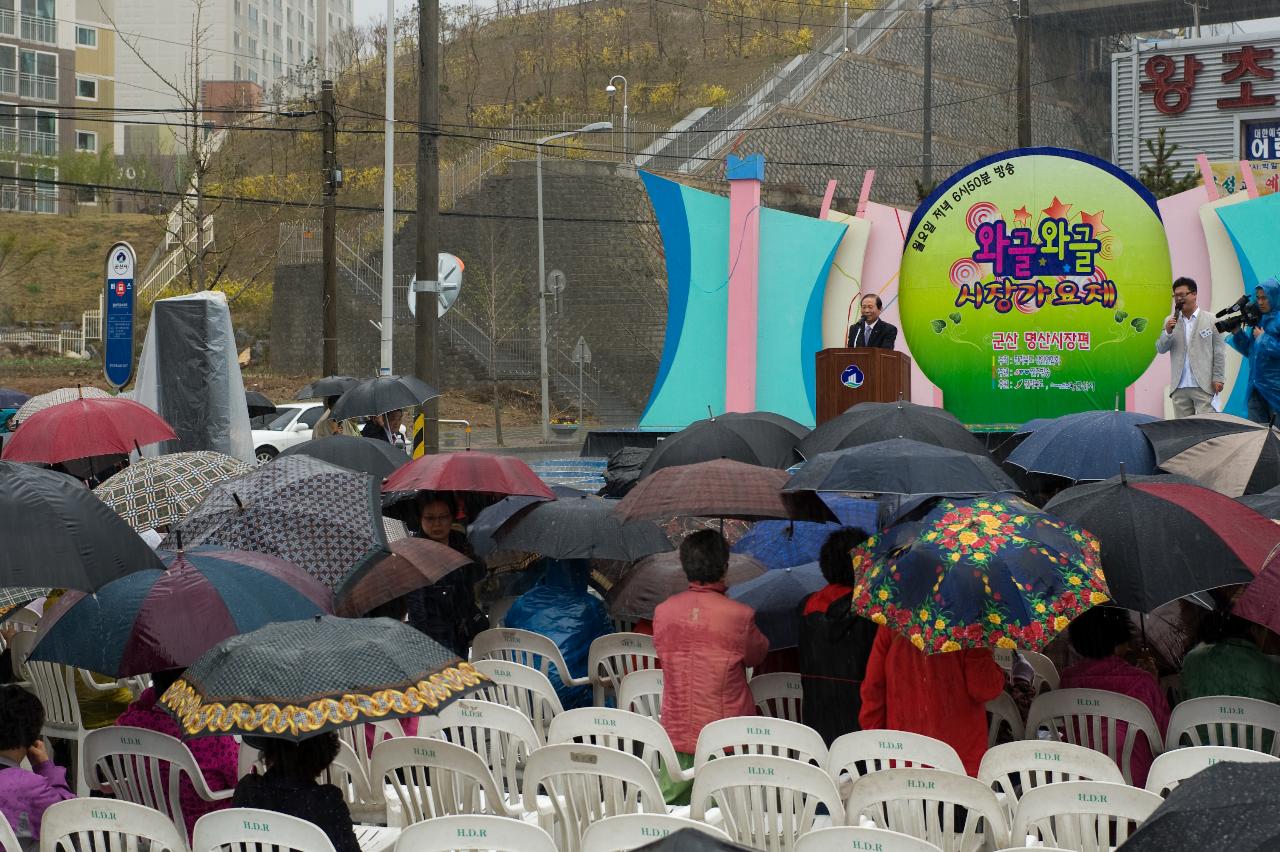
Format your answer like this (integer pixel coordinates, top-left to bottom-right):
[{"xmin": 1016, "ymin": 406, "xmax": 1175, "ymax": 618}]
[{"xmin": 841, "ymin": 364, "xmax": 865, "ymax": 389}]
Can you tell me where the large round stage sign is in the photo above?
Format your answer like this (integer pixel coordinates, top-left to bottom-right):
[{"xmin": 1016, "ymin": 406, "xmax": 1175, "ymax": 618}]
[{"xmin": 900, "ymin": 147, "xmax": 1170, "ymax": 430}]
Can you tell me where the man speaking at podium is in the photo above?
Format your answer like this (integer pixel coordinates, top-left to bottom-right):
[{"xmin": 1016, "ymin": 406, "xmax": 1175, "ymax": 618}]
[{"xmin": 847, "ymin": 293, "xmax": 898, "ymax": 350}]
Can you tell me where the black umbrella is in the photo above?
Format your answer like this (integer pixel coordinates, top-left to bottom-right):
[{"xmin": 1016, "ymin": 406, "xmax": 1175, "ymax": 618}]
[
  {"xmin": 989, "ymin": 418, "xmax": 1053, "ymax": 463},
  {"xmin": 1006, "ymin": 410, "xmax": 1160, "ymax": 482},
  {"xmin": 1043, "ymin": 473, "xmax": 1280, "ymax": 612},
  {"xmin": 640, "ymin": 412, "xmax": 807, "ymax": 478},
  {"xmin": 1138, "ymin": 413, "xmax": 1280, "ymax": 497},
  {"xmin": 278, "ymin": 435, "xmax": 409, "ymax": 480},
  {"xmin": 330, "ymin": 375, "xmax": 440, "ymax": 421},
  {"xmin": 245, "ymin": 391, "xmax": 277, "ymax": 418},
  {"xmin": 0, "ymin": 461, "xmax": 165, "ymax": 590},
  {"xmin": 1119, "ymin": 761, "xmax": 1280, "ymax": 852},
  {"xmin": 1239, "ymin": 485, "xmax": 1280, "ymax": 518},
  {"xmin": 467, "ymin": 485, "xmax": 584, "ymax": 556},
  {"xmin": 295, "ymin": 376, "xmax": 359, "ymax": 400},
  {"xmin": 784, "ymin": 439, "xmax": 1019, "ymax": 496},
  {"xmin": 637, "ymin": 828, "xmax": 752, "ymax": 851},
  {"xmin": 159, "ymin": 615, "xmax": 487, "ymax": 741},
  {"xmin": 482, "ymin": 491, "xmax": 673, "ymax": 562},
  {"xmin": 798, "ymin": 401, "xmax": 986, "ymax": 458}
]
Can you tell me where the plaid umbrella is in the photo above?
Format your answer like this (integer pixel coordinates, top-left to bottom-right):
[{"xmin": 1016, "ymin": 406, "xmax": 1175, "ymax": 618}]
[
  {"xmin": 1139, "ymin": 413, "xmax": 1280, "ymax": 497},
  {"xmin": 849, "ymin": 495, "xmax": 1109, "ymax": 654},
  {"xmin": 613, "ymin": 459, "xmax": 834, "ymax": 523},
  {"xmin": 0, "ymin": 587, "xmax": 50, "ymax": 617},
  {"xmin": 94, "ymin": 451, "xmax": 253, "ymax": 532},
  {"xmin": 334, "ymin": 538, "xmax": 474, "ymax": 617},
  {"xmin": 12, "ymin": 385, "xmax": 110, "ymax": 425},
  {"xmin": 607, "ymin": 552, "xmax": 767, "ymax": 621},
  {"xmin": 160, "ymin": 615, "xmax": 488, "ymax": 740},
  {"xmin": 1, "ymin": 398, "xmax": 176, "ymax": 464},
  {"xmin": 169, "ymin": 456, "xmax": 390, "ymax": 590}
]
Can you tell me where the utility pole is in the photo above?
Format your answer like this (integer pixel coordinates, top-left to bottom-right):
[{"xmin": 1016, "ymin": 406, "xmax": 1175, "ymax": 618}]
[
  {"xmin": 414, "ymin": 0, "xmax": 441, "ymax": 454},
  {"xmin": 321, "ymin": 79, "xmax": 338, "ymax": 376},
  {"xmin": 379, "ymin": 0, "xmax": 395, "ymax": 375},
  {"xmin": 921, "ymin": 0, "xmax": 934, "ymax": 188},
  {"xmin": 842, "ymin": 0, "xmax": 849, "ymax": 51},
  {"xmin": 1186, "ymin": 0, "xmax": 1203, "ymax": 37},
  {"xmin": 1015, "ymin": 0, "xmax": 1031, "ymax": 147}
]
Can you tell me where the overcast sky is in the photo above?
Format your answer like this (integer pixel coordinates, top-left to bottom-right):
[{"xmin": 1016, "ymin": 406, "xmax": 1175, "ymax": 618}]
[{"xmin": 351, "ymin": 0, "xmax": 417, "ymax": 26}]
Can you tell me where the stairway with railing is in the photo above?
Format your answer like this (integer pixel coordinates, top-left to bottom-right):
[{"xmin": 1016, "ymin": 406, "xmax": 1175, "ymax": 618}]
[{"xmin": 137, "ymin": 215, "xmax": 215, "ymax": 301}]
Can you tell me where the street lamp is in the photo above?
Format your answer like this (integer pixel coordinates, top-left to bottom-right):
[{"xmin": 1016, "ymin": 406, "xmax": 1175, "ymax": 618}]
[
  {"xmin": 536, "ymin": 121, "xmax": 613, "ymax": 443},
  {"xmin": 605, "ymin": 75, "xmax": 629, "ymax": 163}
]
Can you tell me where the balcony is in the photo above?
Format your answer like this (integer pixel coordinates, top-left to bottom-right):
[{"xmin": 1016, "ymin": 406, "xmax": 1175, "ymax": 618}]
[
  {"xmin": 0, "ymin": 184, "xmax": 57, "ymax": 214},
  {"xmin": 0, "ymin": 126, "xmax": 14, "ymax": 155},
  {"xmin": 19, "ymin": 14, "xmax": 56, "ymax": 45},
  {"xmin": 19, "ymin": 72, "xmax": 57, "ymax": 102},
  {"xmin": 0, "ymin": 9, "xmax": 15, "ymax": 36},
  {"xmin": 0, "ymin": 68, "xmax": 15, "ymax": 96},
  {"xmin": 18, "ymin": 129, "xmax": 55, "ymax": 157}
]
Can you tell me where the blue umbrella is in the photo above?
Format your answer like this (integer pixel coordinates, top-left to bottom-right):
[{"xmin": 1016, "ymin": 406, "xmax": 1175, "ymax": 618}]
[
  {"xmin": 729, "ymin": 561, "xmax": 826, "ymax": 650},
  {"xmin": 1005, "ymin": 410, "xmax": 1160, "ymax": 482},
  {"xmin": 733, "ymin": 493, "xmax": 879, "ymax": 569},
  {"xmin": 0, "ymin": 389, "xmax": 29, "ymax": 409}
]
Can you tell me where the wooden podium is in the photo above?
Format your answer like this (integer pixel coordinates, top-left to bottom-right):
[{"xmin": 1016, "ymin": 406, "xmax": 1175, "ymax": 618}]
[{"xmin": 815, "ymin": 348, "xmax": 912, "ymax": 424}]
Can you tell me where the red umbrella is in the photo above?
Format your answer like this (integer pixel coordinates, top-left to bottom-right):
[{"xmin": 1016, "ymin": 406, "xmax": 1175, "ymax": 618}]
[
  {"xmin": 382, "ymin": 451, "xmax": 555, "ymax": 500},
  {"xmin": 1, "ymin": 397, "xmax": 176, "ymax": 464},
  {"xmin": 612, "ymin": 458, "xmax": 835, "ymax": 522}
]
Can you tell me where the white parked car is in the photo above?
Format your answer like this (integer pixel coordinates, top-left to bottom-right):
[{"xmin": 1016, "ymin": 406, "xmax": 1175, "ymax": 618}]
[{"xmin": 251, "ymin": 402, "xmax": 326, "ymax": 463}]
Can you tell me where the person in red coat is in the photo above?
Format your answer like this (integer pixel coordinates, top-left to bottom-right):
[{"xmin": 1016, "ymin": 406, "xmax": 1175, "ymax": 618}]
[
  {"xmin": 859, "ymin": 626, "xmax": 1006, "ymax": 775},
  {"xmin": 653, "ymin": 530, "xmax": 769, "ymax": 802}
]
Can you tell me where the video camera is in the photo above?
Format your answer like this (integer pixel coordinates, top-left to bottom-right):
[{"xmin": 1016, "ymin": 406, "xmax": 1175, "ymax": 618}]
[{"xmin": 1215, "ymin": 294, "xmax": 1263, "ymax": 334}]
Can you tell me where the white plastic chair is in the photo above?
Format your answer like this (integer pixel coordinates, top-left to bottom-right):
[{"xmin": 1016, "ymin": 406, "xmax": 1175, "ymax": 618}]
[
  {"xmin": 795, "ymin": 826, "xmax": 943, "ymax": 852},
  {"xmin": 1165, "ymin": 695, "xmax": 1280, "ymax": 755},
  {"xmin": 324, "ymin": 739, "xmax": 384, "ymax": 824},
  {"xmin": 986, "ymin": 691, "xmax": 1025, "ymax": 747},
  {"xmin": 690, "ymin": 754, "xmax": 844, "ymax": 852},
  {"xmin": 844, "ymin": 768, "xmax": 1010, "ymax": 852},
  {"xmin": 693, "ymin": 715, "xmax": 828, "ymax": 771},
  {"xmin": 41, "ymin": 799, "xmax": 187, "ymax": 852},
  {"xmin": 336, "ymin": 720, "xmax": 405, "ymax": 780},
  {"xmin": 1024, "ymin": 688, "xmax": 1164, "ymax": 785},
  {"xmin": 1010, "ymin": 780, "xmax": 1162, "ymax": 851},
  {"xmin": 393, "ymin": 814, "xmax": 556, "ymax": 852},
  {"xmin": 470, "ymin": 628, "xmax": 590, "ymax": 691},
  {"xmin": 580, "ymin": 814, "xmax": 732, "ymax": 851},
  {"xmin": 587, "ymin": 633, "xmax": 659, "ymax": 707},
  {"xmin": 977, "ymin": 740, "xmax": 1125, "ymax": 821},
  {"xmin": 548, "ymin": 707, "xmax": 693, "ymax": 786},
  {"xmin": 472, "ymin": 659, "xmax": 564, "ymax": 742},
  {"xmin": 751, "ymin": 672, "xmax": 804, "ymax": 723},
  {"xmin": 84, "ymin": 725, "xmax": 234, "ymax": 843},
  {"xmin": 0, "ymin": 810, "xmax": 20, "ymax": 852},
  {"xmin": 616, "ymin": 669, "xmax": 663, "ymax": 722},
  {"xmin": 485, "ymin": 597, "xmax": 518, "ymax": 629},
  {"xmin": 423, "ymin": 698, "xmax": 542, "ymax": 810},
  {"xmin": 1144, "ymin": 744, "xmax": 1280, "ymax": 796},
  {"xmin": 827, "ymin": 730, "xmax": 965, "ymax": 788},
  {"xmin": 191, "ymin": 807, "xmax": 337, "ymax": 852},
  {"xmin": 1023, "ymin": 651, "xmax": 1060, "ymax": 692},
  {"xmin": 521, "ymin": 744, "xmax": 668, "ymax": 852},
  {"xmin": 370, "ymin": 736, "xmax": 523, "ymax": 824}
]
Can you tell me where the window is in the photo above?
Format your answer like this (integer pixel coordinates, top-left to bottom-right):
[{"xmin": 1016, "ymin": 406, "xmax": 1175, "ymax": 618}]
[
  {"xmin": 248, "ymin": 68, "xmax": 257, "ymax": 83},
  {"xmin": 234, "ymin": 0, "xmax": 240, "ymax": 14},
  {"xmin": 233, "ymin": 63, "xmax": 241, "ymax": 79},
  {"xmin": 233, "ymin": 32, "xmax": 240, "ymax": 48},
  {"xmin": 75, "ymin": 129, "xmax": 95, "ymax": 151},
  {"xmin": 248, "ymin": 37, "xmax": 256, "ymax": 54},
  {"xmin": 299, "ymin": 406, "xmax": 324, "ymax": 428},
  {"xmin": 19, "ymin": 49, "xmax": 55, "ymax": 77},
  {"xmin": 76, "ymin": 76, "xmax": 96, "ymax": 99},
  {"xmin": 75, "ymin": 26, "xmax": 97, "ymax": 47}
]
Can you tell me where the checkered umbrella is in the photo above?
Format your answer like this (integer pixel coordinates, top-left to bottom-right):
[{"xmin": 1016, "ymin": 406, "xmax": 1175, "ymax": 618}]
[
  {"xmin": 94, "ymin": 451, "xmax": 253, "ymax": 532},
  {"xmin": 160, "ymin": 615, "xmax": 488, "ymax": 740},
  {"xmin": 612, "ymin": 459, "xmax": 835, "ymax": 523},
  {"xmin": 12, "ymin": 386, "xmax": 110, "ymax": 426}
]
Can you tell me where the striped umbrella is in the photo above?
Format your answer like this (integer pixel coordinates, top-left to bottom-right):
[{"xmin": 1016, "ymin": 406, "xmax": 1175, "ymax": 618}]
[
  {"xmin": 1139, "ymin": 413, "xmax": 1280, "ymax": 497},
  {"xmin": 94, "ymin": 451, "xmax": 253, "ymax": 532}
]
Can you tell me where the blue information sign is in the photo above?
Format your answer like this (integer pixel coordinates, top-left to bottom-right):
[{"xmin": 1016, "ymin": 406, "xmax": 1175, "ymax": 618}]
[
  {"xmin": 1243, "ymin": 118, "xmax": 1280, "ymax": 161},
  {"xmin": 103, "ymin": 242, "xmax": 136, "ymax": 389}
]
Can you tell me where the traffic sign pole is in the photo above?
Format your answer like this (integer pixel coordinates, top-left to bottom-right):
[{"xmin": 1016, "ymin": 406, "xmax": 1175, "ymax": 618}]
[{"xmin": 103, "ymin": 241, "xmax": 137, "ymax": 390}]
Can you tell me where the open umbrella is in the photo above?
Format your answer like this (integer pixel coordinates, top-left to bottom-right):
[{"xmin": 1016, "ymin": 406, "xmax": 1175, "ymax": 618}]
[
  {"xmin": 0, "ymin": 461, "xmax": 165, "ymax": 590},
  {"xmin": 0, "ymin": 388, "xmax": 29, "ymax": 409},
  {"xmin": 481, "ymin": 492, "xmax": 673, "ymax": 562},
  {"xmin": 28, "ymin": 546, "xmax": 332, "ymax": 677},
  {"xmin": 848, "ymin": 495, "xmax": 1108, "ymax": 653},
  {"xmin": 1044, "ymin": 473, "xmax": 1280, "ymax": 612},
  {"xmin": 799, "ymin": 401, "xmax": 986, "ymax": 458},
  {"xmin": 640, "ymin": 412, "xmax": 807, "ymax": 478},
  {"xmin": 1, "ymin": 397, "xmax": 177, "ymax": 464},
  {"xmin": 1138, "ymin": 413, "xmax": 1280, "ymax": 497},
  {"xmin": 784, "ymin": 439, "xmax": 1019, "ymax": 496},
  {"xmin": 295, "ymin": 376, "xmax": 359, "ymax": 400},
  {"xmin": 990, "ymin": 418, "xmax": 1053, "ymax": 463},
  {"xmin": 1239, "ymin": 485, "xmax": 1280, "ymax": 519},
  {"xmin": 169, "ymin": 455, "xmax": 391, "ymax": 590},
  {"xmin": 12, "ymin": 385, "xmax": 110, "ymax": 425},
  {"xmin": 278, "ymin": 435, "xmax": 409, "ymax": 480},
  {"xmin": 467, "ymin": 486, "xmax": 584, "ymax": 557},
  {"xmin": 160, "ymin": 615, "xmax": 488, "ymax": 740},
  {"xmin": 330, "ymin": 375, "xmax": 439, "ymax": 421},
  {"xmin": 93, "ymin": 451, "xmax": 252, "ymax": 532},
  {"xmin": 607, "ymin": 552, "xmax": 767, "ymax": 622},
  {"xmin": 1005, "ymin": 410, "xmax": 1160, "ymax": 482},
  {"xmin": 614, "ymin": 459, "xmax": 834, "ymax": 523},
  {"xmin": 729, "ymin": 562, "xmax": 826, "ymax": 650},
  {"xmin": 383, "ymin": 451, "xmax": 555, "ymax": 501},
  {"xmin": 731, "ymin": 519, "xmax": 846, "ymax": 570},
  {"xmin": 1119, "ymin": 761, "xmax": 1280, "ymax": 852},
  {"xmin": 245, "ymin": 391, "xmax": 277, "ymax": 418},
  {"xmin": 334, "ymin": 537, "xmax": 474, "ymax": 617}
]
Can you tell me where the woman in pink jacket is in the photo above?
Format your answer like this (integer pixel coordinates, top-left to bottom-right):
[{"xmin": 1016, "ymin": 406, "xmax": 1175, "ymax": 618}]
[{"xmin": 652, "ymin": 531, "xmax": 769, "ymax": 804}]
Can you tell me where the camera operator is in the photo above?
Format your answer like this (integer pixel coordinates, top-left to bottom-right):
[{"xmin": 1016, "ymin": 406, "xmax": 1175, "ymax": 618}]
[
  {"xmin": 1157, "ymin": 277, "xmax": 1224, "ymax": 417},
  {"xmin": 1224, "ymin": 279, "xmax": 1280, "ymax": 424}
]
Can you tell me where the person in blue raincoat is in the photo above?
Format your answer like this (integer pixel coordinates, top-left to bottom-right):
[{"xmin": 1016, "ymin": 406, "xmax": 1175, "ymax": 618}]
[
  {"xmin": 1226, "ymin": 279, "xmax": 1280, "ymax": 423},
  {"xmin": 503, "ymin": 558, "xmax": 614, "ymax": 708}
]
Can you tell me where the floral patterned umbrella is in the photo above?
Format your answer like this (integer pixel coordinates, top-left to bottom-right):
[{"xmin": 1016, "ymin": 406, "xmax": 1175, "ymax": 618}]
[{"xmin": 849, "ymin": 495, "xmax": 1109, "ymax": 654}]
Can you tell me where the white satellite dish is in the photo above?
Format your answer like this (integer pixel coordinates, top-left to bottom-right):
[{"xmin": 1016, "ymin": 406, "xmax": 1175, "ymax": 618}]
[{"xmin": 408, "ymin": 252, "xmax": 464, "ymax": 317}]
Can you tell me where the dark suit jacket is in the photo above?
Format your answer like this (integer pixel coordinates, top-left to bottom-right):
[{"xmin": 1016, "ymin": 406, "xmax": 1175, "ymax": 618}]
[{"xmin": 847, "ymin": 320, "xmax": 898, "ymax": 350}]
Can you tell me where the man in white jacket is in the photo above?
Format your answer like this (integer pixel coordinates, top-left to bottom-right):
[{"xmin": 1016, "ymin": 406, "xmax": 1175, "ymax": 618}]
[{"xmin": 1156, "ymin": 277, "xmax": 1225, "ymax": 417}]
